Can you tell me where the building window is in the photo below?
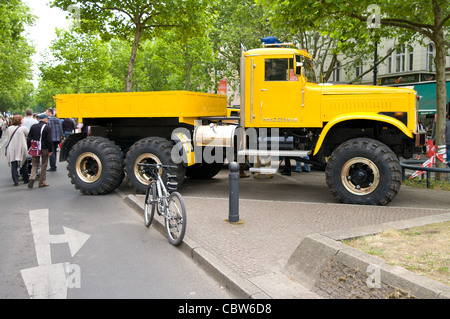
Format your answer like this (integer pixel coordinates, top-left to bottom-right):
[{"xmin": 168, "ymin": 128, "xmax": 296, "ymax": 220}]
[
  {"xmin": 395, "ymin": 44, "xmax": 405, "ymax": 73},
  {"xmin": 426, "ymin": 44, "xmax": 434, "ymax": 72},
  {"xmin": 355, "ymin": 64, "xmax": 363, "ymax": 78},
  {"xmin": 387, "ymin": 55, "xmax": 392, "ymax": 73},
  {"xmin": 408, "ymin": 47, "xmax": 414, "ymax": 71}
]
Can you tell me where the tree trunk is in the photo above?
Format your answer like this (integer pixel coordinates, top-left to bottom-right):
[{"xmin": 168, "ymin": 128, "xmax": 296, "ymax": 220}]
[
  {"xmin": 323, "ymin": 53, "xmax": 337, "ymax": 82},
  {"xmin": 126, "ymin": 24, "xmax": 143, "ymax": 92},
  {"xmin": 432, "ymin": 3, "xmax": 448, "ymax": 180},
  {"xmin": 185, "ymin": 63, "xmax": 191, "ymax": 91}
]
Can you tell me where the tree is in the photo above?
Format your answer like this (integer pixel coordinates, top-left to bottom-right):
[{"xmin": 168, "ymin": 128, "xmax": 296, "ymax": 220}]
[
  {"xmin": 51, "ymin": 0, "xmax": 213, "ymax": 92},
  {"xmin": 150, "ymin": 31, "xmax": 216, "ymax": 92},
  {"xmin": 261, "ymin": 0, "xmax": 401, "ymax": 83},
  {"xmin": 39, "ymin": 29, "xmax": 112, "ymax": 94},
  {"xmin": 267, "ymin": 0, "xmax": 449, "ymax": 171},
  {"xmin": 209, "ymin": 0, "xmax": 280, "ymax": 104},
  {"xmin": 0, "ymin": 0, "xmax": 35, "ymax": 114},
  {"xmin": 351, "ymin": 1, "xmax": 449, "ymax": 172}
]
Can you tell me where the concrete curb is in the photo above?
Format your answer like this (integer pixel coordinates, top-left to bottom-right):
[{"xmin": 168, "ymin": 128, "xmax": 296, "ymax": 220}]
[
  {"xmin": 284, "ymin": 213, "xmax": 450, "ymax": 299},
  {"xmin": 124, "ymin": 194, "xmax": 269, "ymax": 299}
]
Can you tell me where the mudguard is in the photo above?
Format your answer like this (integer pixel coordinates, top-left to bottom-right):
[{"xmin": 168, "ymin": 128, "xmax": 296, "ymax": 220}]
[{"xmin": 313, "ymin": 112, "xmax": 413, "ymax": 156}]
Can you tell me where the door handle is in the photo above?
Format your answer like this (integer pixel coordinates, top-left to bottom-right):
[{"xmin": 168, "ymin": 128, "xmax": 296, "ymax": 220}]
[{"xmin": 261, "ymin": 89, "xmax": 268, "ymax": 91}]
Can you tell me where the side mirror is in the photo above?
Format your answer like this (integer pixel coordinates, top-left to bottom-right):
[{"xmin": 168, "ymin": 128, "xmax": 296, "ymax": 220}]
[{"xmin": 295, "ymin": 55, "xmax": 302, "ymax": 76}]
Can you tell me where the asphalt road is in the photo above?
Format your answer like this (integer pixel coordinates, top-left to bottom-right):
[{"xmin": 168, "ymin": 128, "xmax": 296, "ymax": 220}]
[
  {"xmin": 0, "ymin": 138, "xmax": 235, "ymax": 299},
  {"xmin": 3, "ymin": 134, "xmax": 448, "ymax": 300}
]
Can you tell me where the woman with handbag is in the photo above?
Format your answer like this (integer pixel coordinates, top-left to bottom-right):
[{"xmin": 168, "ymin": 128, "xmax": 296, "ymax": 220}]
[
  {"xmin": 5, "ymin": 115, "xmax": 29, "ymax": 186},
  {"xmin": 27, "ymin": 113, "xmax": 52, "ymax": 189}
]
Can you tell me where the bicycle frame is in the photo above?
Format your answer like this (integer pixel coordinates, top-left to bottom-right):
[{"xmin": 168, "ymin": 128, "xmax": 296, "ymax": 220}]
[
  {"xmin": 140, "ymin": 163, "xmax": 173, "ymax": 218},
  {"xmin": 137, "ymin": 162, "xmax": 187, "ymax": 246},
  {"xmin": 155, "ymin": 172, "xmax": 170, "ymax": 215}
]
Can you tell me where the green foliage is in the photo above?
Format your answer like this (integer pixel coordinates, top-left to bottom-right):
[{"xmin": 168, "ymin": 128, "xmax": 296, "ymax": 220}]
[
  {"xmin": 0, "ymin": 0, "xmax": 36, "ymax": 114},
  {"xmin": 35, "ymin": 28, "xmax": 117, "ymax": 109},
  {"xmin": 16, "ymin": 0, "xmax": 450, "ymax": 116},
  {"xmin": 39, "ymin": 29, "xmax": 112, "ymax": 93},
  {"xmin": 141, "ymin": 31, "xmax": 216, "ymax": 92},
  {"xmin": 50, "ymin": 0, "xmax": 215, "ymax": 91},
  {"xmin": 208, "ymin": 0, "xmax": 281, "ymax": 100}
]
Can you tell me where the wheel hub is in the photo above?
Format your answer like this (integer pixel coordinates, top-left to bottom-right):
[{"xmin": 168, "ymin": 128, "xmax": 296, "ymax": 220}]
[
  {"xmin": 341, "ymin": 157, "xmax": 380, "ymax": 195},
  {"xmin": 75, "ymin": 152, "xmax": 102, "ymax": 183},
  {"xmin": 134, "ymin": 153, "xmax": 161, "ymax": 185}
]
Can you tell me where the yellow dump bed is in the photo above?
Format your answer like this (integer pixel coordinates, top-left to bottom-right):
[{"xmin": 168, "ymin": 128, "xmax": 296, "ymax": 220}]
[{"xmin": 55, "ymin": 91, "xmax": 227, "ymax": 125}]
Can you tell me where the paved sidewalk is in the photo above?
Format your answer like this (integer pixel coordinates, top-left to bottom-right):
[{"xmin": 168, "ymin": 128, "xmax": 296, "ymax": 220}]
[{"xmin": 124, "ymin": 169, "xmax": 450, "ymax": 298}]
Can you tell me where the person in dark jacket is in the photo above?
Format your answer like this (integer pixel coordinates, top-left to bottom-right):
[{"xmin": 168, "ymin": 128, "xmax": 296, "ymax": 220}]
[
  {"xmin": 62, "ymin": 118, "xmax": 76, "ymax": 138},
  {"xmin": 46, "ymin": 108, "xmax": 63, "ymax": 171},
  {"xmin": 27, "ymin": 113, "xmax": 53, "ymax": 189}
]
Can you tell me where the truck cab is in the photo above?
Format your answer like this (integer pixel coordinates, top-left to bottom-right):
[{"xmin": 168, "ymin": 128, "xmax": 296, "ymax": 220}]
[
  {"xmin": 231, "ymin": 42, "xmax": 426, "ymax": 205},
  {"xmin": 242, "ymin": 46, "xmax": 321, "ymax": 129}
]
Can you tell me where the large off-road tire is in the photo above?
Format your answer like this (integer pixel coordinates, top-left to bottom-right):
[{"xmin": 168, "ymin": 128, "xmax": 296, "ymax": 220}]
[
  {"xmin": 325, "ymin": 138, "xmax": 401, "ymax": 206},
  {"xmin": 67, "ymin": 137, "xmax": 124, "ymax": 195},
  {"xmin": 124, "ymin": 137, "xmax": 185, "ymax": 194}
]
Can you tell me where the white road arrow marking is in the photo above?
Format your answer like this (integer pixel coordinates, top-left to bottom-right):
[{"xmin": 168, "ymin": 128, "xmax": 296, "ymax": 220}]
[
  {"xmin": 21, "ymin": 209, "xmax": 90, "ymax": 299},
  {"xmin": 63, "ymin": 226, "xmax": 91, "ymax": 258},
  {"xmin": 28, "ymin": 209, "xmax": 90, "ymax": 265},
  {"xmin": 21, "ymin": 263, "xmax": 70, "ymax": 299}
]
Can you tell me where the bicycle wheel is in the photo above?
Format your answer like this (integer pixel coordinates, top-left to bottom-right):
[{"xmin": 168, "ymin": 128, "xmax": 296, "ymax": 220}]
[
  {"xmin": 144, "ymin": 182, "xmax": 156, "ymax": 227},
  {"xmin": 164, "ymin": 192, "xmax": 186, "ymax": 246}
]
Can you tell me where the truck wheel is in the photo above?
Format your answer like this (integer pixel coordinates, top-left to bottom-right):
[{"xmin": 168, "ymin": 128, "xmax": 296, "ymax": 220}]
[
  {"xmin": 124, "ymin": 137, "xmax": 185, "ymax": 194},
  {"xmin": 67, "ymin": 137, "xmax": 124, "ymax": 195},
  {"xmin": 325, "ymin": 138, "xmax": 401, "ymax": 205}
]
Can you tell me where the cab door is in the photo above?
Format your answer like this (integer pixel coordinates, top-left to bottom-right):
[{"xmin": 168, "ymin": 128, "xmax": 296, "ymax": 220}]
[{"xmin": 252, "ymin": 56, "xmax": 302, "ymax": 128}]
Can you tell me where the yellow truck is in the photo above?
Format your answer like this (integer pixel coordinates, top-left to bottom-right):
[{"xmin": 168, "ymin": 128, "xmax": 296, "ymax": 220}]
[{"xmin": 56, "ymin": 42, "xmax": 426, "ymax": 205}]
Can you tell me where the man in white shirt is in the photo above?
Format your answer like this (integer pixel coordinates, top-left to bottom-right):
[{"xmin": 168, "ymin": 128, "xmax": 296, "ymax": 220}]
[{"xmin": 22, "ymin": 108, "xmax": 38, "ymax": 131}]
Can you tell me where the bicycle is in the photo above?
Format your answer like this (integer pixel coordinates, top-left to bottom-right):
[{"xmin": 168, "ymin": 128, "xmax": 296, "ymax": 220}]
[{"xmin": 137, "ymin": 163, "xmax": 186, "ymax": 246}]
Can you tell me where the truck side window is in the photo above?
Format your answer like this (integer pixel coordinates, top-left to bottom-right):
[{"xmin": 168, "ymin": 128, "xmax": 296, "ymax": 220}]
[
  {"xmin": 303, "ymin": 57, "xmax": 317, "ymax": 83},
  {"xmin": 265, "ymin": 58, "xmax": 295, "ymax": 81}
]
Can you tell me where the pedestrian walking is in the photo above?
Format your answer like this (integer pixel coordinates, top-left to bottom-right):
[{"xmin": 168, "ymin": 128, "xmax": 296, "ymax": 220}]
[
  {"xmin": 5, "ymin": 115, "xmax": 29, "ymax": 186},
  {"xmin": 27, "ymin": 114, "xmax": 52, "ymax": 189},
  {"xmin": 293, "ymin": 156, "xmax": 311, "ymax": 173},
  {"xmin": 45, "ymin": 108, "xmax": 63, "ymax": 171},
  {"xmin": 22, "ymin": 108, "xmax": 38, "ymax": 131},
  {"xmin": 62, "ymin": 118, "xmax": 76, "ymax": 139}
]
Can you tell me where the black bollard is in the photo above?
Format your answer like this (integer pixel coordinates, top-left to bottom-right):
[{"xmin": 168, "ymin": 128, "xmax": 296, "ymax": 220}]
[{"xmin": 228, "ymin": 162, "xmax": 240, "ymax": 223}]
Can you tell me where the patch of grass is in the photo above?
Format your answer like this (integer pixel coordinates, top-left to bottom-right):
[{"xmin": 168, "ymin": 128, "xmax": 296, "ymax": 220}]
[
  {"xmin": 402, "ymin": 178, "xmax": 450, "ymax": 191},
  {"xmin": 343, "ymin": 221, "xmax": 450, "ymax": 286}
]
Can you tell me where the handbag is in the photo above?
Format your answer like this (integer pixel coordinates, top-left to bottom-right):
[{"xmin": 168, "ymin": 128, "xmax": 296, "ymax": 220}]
[
  {"xmin": 28, "ymin": 124, "xmax": 46, "ymax": 157},
  {"xmin": 5, "ymin": 126, "xmax": 20, "ymax": 156}
]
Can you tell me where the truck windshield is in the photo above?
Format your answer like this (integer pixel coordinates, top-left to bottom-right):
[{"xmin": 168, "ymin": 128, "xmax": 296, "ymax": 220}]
[{"xmin": 303, "ymin": 57, "xmax": 317, "ymax": 83}]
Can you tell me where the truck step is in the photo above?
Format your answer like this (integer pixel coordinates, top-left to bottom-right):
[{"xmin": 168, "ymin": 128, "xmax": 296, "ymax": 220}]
[
  {"xmin": 249, "ymin": 167, "xmax": 278, "ymax": 174},
  {"xmin": 238, "ymin": 149, "xmax": 311, "ymax": 157}
]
